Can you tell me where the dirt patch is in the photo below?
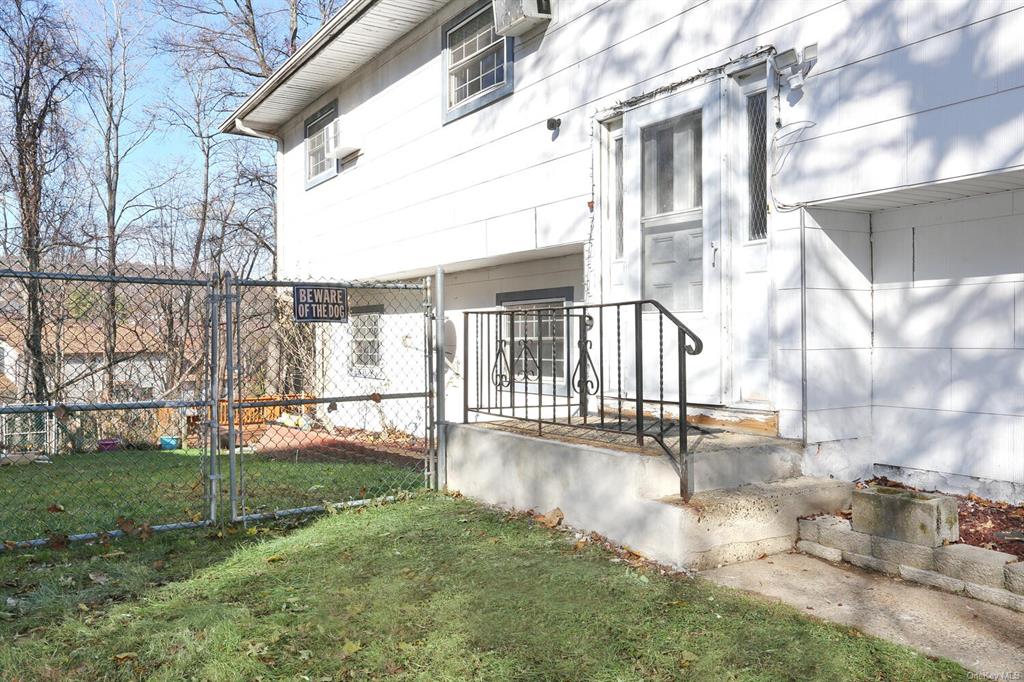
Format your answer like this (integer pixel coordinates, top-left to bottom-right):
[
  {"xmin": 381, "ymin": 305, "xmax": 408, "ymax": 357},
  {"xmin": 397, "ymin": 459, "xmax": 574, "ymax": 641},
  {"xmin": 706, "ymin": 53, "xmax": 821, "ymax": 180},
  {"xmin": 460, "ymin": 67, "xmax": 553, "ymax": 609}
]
[
  {"xmin": 250, "ymin": 423, "xmax": 424, "ymax": 470},
  {"xmin": 866, "ymin": 477, "xmax": 1024, "ymax": 560}
]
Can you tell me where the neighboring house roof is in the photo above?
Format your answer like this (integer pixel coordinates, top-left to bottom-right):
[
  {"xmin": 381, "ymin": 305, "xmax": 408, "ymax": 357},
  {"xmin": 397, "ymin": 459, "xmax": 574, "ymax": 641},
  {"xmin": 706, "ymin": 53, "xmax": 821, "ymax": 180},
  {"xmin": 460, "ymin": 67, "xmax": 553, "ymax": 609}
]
[
  {"xmin": 0, "ymin": 322, "xmax": 182, "ymax": 357},
  {"xmin": 220, "ymin": 0, "xmax": 449, "ymax": 136}
]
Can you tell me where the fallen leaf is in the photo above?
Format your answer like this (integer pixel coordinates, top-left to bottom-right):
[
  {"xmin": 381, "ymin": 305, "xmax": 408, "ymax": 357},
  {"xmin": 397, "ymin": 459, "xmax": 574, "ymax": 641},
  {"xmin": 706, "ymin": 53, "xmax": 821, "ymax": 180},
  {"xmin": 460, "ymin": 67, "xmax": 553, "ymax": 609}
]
[
  {"xmin": 679, "ymin": 651, "xmax": 699, "ymax": 668},
  {"xmin": 88, "ymin": 572, "xmax": 109, "ymax": 585},
  {"xmin": 112, "ymin": 652, "xmax": 137, "ymax": 665},
  {"xmin": 137, "ymin": 523, "xmax": 153, "ymax": 542},
  {"xmin": 115, "ymin": 516, "xmax": 136, "ymax": 535},
  {"xmin": 267, "ymin": 555, "xmax": 285, "ymax": 563},
  {"xmin": 339, "ymin": 639, "xmax": 362, "ymax": 659},
  {"xmin": 46, "ymin": 534, "xmax": 69, "ymax": 550},
  {"xmin": 47, "ymin": 503, "xmax": 65, "ymax": 513},
  {"xmin": 536, "ymin": 507, "xmax": 564, "ymax": 529},
  {"xmin": 152, "ymin": 559, "xmax": 165, "ymax": 571}
]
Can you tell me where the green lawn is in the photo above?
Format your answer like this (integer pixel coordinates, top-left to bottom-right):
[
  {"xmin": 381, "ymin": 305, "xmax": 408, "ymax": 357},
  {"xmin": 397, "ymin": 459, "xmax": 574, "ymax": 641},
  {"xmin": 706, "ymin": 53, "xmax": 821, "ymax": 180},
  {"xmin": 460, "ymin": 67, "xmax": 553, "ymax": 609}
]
[
  {"xmin": 0, "ymin": 449, "xmax": 424, "ymax": 542},
  {"xmin": 0, "ymin": 495, "xmax": 967, "ymax": 681}
]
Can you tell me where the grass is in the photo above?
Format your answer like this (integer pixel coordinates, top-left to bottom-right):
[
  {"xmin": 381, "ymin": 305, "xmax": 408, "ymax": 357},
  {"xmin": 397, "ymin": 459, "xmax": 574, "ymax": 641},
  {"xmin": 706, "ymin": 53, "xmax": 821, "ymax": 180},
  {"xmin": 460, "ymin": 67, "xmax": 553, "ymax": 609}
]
[
  {"xmin": 0, "ymin": 494, "xmax": 968, "ymax": 681},
  {"xmin": 0, "ymin": 449, "xmax": 424, "ymax": 542}
]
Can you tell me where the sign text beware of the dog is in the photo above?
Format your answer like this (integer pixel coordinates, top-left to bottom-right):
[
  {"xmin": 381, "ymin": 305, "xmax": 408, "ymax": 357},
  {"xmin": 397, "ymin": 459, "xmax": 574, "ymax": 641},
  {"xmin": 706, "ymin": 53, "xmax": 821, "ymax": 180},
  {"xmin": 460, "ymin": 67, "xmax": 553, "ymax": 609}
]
[{"xmin": 292, "ymin": 285, "xmax": 348, "ymax": 322}]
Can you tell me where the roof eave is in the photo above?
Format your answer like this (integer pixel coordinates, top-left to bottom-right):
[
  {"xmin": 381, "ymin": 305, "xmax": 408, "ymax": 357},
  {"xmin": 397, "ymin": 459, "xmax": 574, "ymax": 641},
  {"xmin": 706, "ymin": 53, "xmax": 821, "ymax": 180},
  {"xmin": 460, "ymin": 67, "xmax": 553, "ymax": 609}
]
[{"xmin": 218, "ymin": 0, "xmax": 380, "ymax": 136}]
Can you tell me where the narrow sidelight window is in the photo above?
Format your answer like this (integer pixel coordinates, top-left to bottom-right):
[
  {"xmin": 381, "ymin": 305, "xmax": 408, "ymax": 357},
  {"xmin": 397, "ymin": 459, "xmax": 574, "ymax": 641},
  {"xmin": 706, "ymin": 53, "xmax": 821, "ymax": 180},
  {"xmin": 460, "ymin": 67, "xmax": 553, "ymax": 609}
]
[{"xmin": 747, "ymin": 91, "xmax": 768, "ymax": 240}]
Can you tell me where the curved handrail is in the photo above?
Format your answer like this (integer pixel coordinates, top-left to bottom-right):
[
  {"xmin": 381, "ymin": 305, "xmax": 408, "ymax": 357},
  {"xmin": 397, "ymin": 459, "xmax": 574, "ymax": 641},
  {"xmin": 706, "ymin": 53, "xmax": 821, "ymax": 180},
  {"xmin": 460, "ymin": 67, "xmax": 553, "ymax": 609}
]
[
  {"xmin": 481, "ymin": 299, "xmax": 703, "ymax": 356},
  {"xmin": 638, "ymin": 299, "xmax": 703, "ymax": 356}
]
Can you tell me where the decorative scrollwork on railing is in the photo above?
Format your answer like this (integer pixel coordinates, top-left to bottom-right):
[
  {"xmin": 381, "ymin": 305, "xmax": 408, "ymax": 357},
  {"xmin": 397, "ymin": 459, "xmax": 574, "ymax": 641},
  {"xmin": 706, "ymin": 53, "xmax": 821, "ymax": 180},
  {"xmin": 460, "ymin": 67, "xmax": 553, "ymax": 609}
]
[
  {"xmin": 571, "ymin": 339, "xmax": 600, "ymax": 396},
  {"xmin": 514, "ymin": 339, "xmax": 540, "ymax": 382},
  {"xmin": 490, "ymin": 338, "xmax": 512, "ymax": 388}
]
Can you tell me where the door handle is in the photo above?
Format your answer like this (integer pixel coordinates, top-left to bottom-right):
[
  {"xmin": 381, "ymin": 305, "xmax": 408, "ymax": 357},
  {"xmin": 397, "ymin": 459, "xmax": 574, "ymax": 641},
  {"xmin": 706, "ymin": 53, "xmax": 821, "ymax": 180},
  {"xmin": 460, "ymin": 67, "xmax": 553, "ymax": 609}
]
[{"xmin": 710, "ymin": 240, "xmax": 719, "ymax": 267}]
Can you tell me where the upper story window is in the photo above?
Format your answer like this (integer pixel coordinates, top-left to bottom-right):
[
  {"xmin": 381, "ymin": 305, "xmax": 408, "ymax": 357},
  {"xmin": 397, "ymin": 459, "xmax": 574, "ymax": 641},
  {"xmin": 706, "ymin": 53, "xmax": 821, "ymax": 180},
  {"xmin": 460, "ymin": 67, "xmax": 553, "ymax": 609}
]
[
  {"xmin": 443, "ymin": 1, "xmax": 515, "ymax": 124},
  {"xmin": 305, "ymin": 101, "xmax": 338, "ymax": 188}
]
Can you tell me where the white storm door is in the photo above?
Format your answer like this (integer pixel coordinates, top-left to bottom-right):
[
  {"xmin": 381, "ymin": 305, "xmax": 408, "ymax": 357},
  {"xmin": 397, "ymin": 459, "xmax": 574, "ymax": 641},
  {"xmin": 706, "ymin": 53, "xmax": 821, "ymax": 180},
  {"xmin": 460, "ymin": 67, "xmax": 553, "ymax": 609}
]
[{"xmin": 623, "ymin": 80, "xmax": 723, "ymax": 405}]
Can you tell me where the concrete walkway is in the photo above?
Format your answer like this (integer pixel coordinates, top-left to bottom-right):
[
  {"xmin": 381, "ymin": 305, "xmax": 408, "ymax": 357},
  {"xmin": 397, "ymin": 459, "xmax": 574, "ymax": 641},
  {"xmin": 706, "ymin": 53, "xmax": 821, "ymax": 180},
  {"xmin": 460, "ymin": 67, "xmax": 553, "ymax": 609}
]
[{"xmin": 702, "ymin": 552, "xmax": 1024, "ymax": 676}]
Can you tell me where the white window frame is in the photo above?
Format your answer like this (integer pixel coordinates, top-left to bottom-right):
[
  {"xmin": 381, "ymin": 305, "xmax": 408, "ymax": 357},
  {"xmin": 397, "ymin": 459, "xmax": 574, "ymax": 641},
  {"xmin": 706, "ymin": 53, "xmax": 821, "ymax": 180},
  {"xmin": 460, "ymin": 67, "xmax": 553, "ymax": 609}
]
[
  {"xmin": 304, "ymin": 101, "xmax": 338, "ymax": 189},
  {"xmin": 442, "ymin": 0, "xmax": 515, "ymax": 124},
  {"xmin": 349, "ymin": 305, "xmax": 384, "ymax": 378}
]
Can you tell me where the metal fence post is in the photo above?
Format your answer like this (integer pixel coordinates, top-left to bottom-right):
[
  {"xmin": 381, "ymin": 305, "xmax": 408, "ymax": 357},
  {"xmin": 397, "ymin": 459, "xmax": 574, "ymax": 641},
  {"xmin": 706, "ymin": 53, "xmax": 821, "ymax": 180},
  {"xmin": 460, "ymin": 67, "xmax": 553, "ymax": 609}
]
[
  {"xmin": 434, "ymin": 266, "xmax": 446, "ymax": 490},
  {"xmin": 634, "ymin": 302, "xmax": 644, "ymax": 446},
  {"xmin": 207, "ymin": 277, "xmax": 221, "ymax": 524},
  {"xmin": 223, "ymin": 272, "xmax": 238, "ymax": 522}
]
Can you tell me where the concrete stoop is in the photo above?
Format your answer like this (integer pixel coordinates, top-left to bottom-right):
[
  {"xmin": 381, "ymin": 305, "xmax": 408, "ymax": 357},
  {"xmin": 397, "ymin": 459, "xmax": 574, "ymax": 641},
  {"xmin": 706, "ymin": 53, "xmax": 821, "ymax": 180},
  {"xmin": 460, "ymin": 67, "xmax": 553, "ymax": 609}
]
[{"xmin": 446, "ymin": 423, "xmax": 852, "ymax": 570}]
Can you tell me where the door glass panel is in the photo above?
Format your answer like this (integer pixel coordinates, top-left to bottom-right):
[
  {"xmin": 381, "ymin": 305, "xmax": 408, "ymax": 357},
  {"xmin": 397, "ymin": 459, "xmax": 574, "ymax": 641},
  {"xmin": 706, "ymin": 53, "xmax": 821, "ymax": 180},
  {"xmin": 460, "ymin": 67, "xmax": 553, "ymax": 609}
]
[{"xmin": 641, "ymin": 112, "xmax": 702, "ymax": 217}]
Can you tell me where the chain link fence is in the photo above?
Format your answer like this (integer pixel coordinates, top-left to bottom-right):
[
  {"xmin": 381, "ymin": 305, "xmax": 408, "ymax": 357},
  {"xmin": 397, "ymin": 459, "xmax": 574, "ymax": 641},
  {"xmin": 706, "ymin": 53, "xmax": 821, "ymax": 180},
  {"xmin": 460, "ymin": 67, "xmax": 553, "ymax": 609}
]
[{"xmin": 0, "ymin": 264, "xmax": 436, "ymax": 549}]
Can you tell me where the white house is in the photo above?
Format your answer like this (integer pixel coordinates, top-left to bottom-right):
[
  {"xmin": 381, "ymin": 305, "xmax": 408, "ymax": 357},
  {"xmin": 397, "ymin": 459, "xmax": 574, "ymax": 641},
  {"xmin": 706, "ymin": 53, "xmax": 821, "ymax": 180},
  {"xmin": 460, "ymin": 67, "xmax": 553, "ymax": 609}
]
[{"xmin": 222, "ymin": 0, "xmax": 1024, "ymax": 505}]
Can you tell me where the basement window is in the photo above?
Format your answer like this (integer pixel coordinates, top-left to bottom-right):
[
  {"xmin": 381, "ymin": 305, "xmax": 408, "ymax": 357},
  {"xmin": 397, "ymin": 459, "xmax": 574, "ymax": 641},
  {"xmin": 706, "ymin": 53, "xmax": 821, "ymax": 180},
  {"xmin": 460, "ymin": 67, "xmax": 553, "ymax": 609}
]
[
  {"xmin": 349, "ymin": 305, "xmax": 384, "ymax": 376},
  {"xmin": 443, "ymin": 1, "xmax": 514, "ymax": 123}
]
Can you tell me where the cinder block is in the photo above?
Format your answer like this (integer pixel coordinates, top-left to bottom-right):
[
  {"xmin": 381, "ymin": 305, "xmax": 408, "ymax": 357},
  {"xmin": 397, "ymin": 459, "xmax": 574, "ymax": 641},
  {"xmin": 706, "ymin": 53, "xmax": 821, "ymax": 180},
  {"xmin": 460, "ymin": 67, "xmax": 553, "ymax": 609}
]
[
  {"xmin": 964, "ymin": 582, "xmax": 1024, "ymax": 613},
  {"xmin": 817, "ymin": 516, "xmax": 872, "ymax": 555},
  {"xmin": 852, "ymin": 486, "xmax": 958, "ymax": 547},
  {"xmin": 797, "ymin": 539, "xmax": 842, "ymax": 562},
  {"xmin": 843, "ymin": 551, "xmax": 899, "ymax": 576},
  {"xmin": 798, "ymin": 517, "xmax": 822, "ymax": 543},
  {"xmin": 1006, "ymin": 562, "xmax": 1024, "ymax": 595},
  {"xmin": 934, "ymin": 544, "xmax": 1017, "ymax": 588},
  {"xmin": 870, "ymin": 535, "xmax": 935, "ymax": 571},
  {"xmin": 899, "ymin": 565, "xmax": 965, "ymax": 594}
]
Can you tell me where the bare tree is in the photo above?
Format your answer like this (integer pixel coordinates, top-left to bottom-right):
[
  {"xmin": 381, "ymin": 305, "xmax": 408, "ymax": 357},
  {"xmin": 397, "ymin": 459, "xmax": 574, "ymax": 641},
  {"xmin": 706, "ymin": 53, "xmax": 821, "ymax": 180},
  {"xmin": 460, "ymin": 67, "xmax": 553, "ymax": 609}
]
[
  {"xmin": 155, "ymin": 0, "xmax": 308, "ymax": 100},
  {"xmin": 0, "ymin": 0, "xmax": 92, "ymax": 402},
  {"xmin": 78, "ymin": 0, "xmax": 156, "ymax": 400}
]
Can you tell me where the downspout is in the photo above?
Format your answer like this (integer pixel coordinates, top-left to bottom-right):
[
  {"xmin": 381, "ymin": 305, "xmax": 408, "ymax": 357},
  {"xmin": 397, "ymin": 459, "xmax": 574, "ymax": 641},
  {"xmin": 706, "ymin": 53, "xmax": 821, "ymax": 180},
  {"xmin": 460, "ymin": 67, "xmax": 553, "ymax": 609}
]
[{"xmin": 800, "ymin": 206, "xmax": 808, "ymax": 446}]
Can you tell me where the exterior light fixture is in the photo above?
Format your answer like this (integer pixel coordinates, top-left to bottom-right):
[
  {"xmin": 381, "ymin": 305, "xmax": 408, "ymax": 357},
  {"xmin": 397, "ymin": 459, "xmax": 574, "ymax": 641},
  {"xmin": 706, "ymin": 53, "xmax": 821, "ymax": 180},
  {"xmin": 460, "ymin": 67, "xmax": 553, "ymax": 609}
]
[
  {"xmin": 773, "ymin": 44, "xmax": 818, "ymax": 91},
  {"xmin": 546, "ymin": 117, "xmax": 561, "ymax": 131}
]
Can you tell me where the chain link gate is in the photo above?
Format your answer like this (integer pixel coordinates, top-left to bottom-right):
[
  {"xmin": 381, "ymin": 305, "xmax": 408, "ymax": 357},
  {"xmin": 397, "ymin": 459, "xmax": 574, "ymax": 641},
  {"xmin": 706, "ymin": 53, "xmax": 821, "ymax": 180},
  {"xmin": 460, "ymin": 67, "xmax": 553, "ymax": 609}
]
[
  {"xmin": 0, "ymin": 265, "xmax": 437, "ymax": 550},
  {"xmin": 213, "ymin": 274, "xmax": 435, "ymax": 524}
]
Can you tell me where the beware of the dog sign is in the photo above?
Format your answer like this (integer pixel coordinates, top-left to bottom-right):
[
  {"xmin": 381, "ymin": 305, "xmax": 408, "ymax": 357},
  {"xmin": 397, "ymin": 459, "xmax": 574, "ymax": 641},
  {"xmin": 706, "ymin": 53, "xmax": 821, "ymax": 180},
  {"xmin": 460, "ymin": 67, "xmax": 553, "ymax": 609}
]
[{"xmin": 292, "ymin": 285, "xmax": 348, "ymax": 322}]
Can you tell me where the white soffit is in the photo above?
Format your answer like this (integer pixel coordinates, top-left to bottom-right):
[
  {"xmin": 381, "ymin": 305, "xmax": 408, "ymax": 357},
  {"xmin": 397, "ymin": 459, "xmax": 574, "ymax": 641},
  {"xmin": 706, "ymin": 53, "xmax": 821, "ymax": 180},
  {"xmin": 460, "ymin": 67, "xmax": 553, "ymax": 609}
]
[
  {"xmin": 220, "ymin": 0, "xmax": 448, "ymax": 135},
  {"xmin": 809, "ymin": 167, "xmax": 1024, "ymax": 213}
]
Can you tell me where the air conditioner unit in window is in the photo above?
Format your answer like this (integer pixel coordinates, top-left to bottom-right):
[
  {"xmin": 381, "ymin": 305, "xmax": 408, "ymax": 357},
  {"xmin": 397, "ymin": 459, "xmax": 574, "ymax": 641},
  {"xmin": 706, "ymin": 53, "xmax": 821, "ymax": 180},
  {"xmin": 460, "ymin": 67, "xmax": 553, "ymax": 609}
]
[
  {"xmin": 493, "ymin": 0, "xmax": 552, "ymax": 37},
  {"xmin": 326, "ymin": 121, "xmax": 360, "ymax": 160}
]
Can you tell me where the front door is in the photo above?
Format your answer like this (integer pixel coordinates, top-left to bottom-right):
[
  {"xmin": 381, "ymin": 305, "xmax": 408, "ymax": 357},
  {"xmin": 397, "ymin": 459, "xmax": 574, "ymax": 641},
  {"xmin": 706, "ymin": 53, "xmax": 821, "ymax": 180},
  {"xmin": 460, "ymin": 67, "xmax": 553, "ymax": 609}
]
[{"xmin": 622, "ymin": 80, "xmax": 724, "ymax": 405}]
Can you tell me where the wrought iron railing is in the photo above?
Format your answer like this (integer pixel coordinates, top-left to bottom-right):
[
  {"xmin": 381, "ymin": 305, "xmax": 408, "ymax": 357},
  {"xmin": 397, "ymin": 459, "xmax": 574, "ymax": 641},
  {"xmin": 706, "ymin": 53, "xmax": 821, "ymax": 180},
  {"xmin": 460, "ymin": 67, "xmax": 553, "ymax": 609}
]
[{"xmin": 462, "ymin": 299, "xmax": 703, "ymax": 500}]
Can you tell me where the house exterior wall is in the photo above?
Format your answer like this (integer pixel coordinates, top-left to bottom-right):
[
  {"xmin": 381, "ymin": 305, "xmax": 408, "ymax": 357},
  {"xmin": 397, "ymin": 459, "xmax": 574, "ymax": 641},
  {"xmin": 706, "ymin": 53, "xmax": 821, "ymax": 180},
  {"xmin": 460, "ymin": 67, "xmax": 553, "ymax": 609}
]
[
  {"xmin": 869, "ymin": 190, "xmax": 1024, "ymax": 485},
  {"xmin": 266, "ymin": 0, "xmax": 1024, "ymax": 488}
]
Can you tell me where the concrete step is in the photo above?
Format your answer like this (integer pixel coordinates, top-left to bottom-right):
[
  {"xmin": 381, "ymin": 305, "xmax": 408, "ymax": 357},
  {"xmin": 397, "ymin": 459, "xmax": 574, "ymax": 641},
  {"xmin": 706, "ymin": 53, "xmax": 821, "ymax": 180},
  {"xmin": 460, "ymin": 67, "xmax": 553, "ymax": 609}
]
[
  {"xmin": 639, "ymin": 432, "xmax": 804, "ymax": 498},
  {"xmin": 602, "ymin": 477, "xmax": 853, "ymax": 570},
  {"xmin": 447, "ymin": 424, "xmax": 852, "ymax": 570}
]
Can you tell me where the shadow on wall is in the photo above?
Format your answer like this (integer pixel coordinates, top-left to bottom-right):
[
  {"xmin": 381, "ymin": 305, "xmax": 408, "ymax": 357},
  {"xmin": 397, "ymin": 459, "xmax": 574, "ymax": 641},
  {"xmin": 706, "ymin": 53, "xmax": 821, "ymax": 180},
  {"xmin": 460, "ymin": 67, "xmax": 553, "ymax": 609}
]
[{"xmin": 775, "ymin": 1, "xmax": 1024, "ymax": 203}]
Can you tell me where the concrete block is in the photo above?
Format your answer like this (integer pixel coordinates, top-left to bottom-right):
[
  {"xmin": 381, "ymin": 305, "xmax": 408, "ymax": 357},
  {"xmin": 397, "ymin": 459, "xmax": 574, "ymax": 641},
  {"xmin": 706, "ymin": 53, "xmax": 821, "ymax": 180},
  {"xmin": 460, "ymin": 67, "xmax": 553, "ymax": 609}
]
[
  {"xmin": 852, "ymin": 486, "xmax": 958, "ymax": 547},
  {"xmin": 964, "ymin": 582, "xmax": 1024, "ymax": 613},
  {"xmin": 1006, "ymin": 562, "xmax": 1024, "ymax": 595},
  {"xmin": 797, "ymin": 539, "xmax": 841, "ymax": 562},
  {"xmin": 870, "ymin": 535, "xmax": 935, "ymax": 571},
  {"xmin": 843, "ymin": 551, "xmax": 899, "ymax": 576},
  {"xmin": 934, "ymin": 544, "xmax": 1017, "ymax": 588},
  {"xmin": 898, "ymin": 565, "xmax": 966, "ymax": 594},
  {"xmin": 817, "ymin": 516, "xmax": 872, "ymax": 555},
  {"xmin": 798, "ymin": 517, "xmax": 821, "ymax": 543}
]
